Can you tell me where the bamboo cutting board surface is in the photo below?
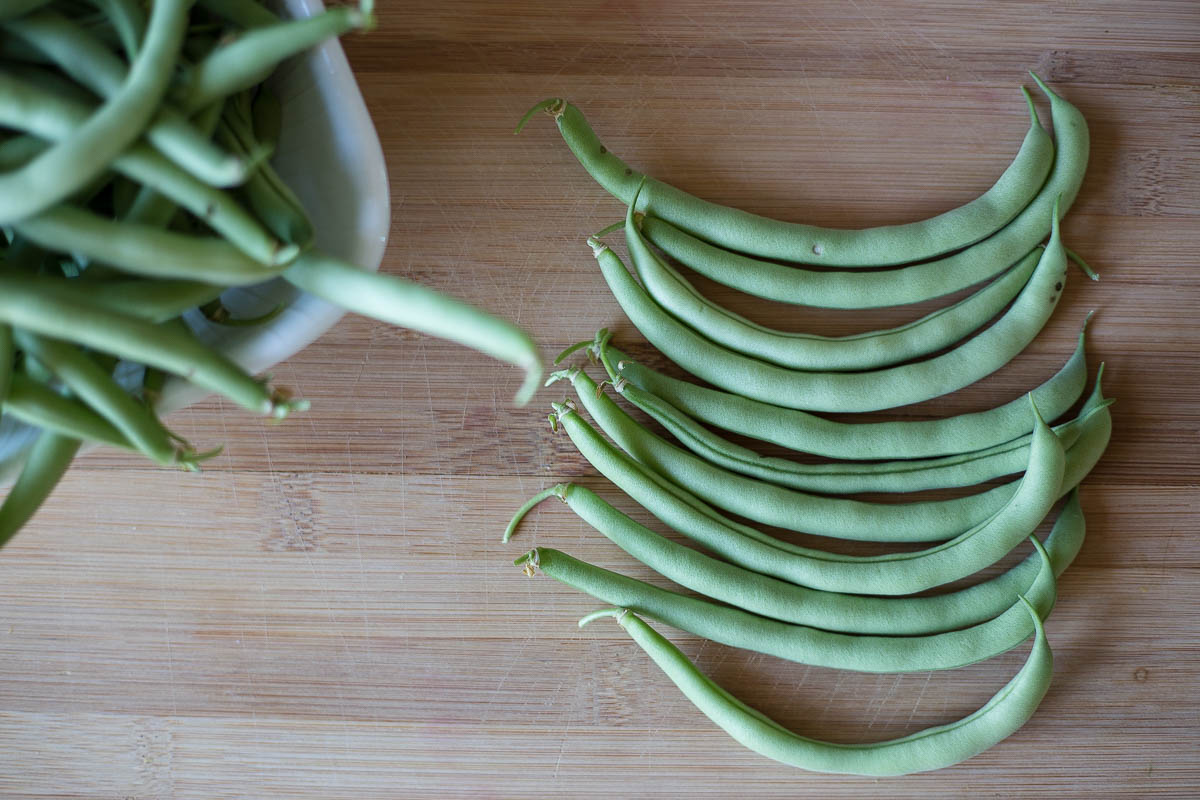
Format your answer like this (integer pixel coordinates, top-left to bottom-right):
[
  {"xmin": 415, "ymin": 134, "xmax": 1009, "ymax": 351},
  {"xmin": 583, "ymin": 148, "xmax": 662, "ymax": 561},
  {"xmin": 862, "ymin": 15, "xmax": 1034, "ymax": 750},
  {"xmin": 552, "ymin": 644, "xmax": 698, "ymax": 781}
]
[{"xmin": 2, "ymin": 2, "xmax": 1199, "ymax": 797}]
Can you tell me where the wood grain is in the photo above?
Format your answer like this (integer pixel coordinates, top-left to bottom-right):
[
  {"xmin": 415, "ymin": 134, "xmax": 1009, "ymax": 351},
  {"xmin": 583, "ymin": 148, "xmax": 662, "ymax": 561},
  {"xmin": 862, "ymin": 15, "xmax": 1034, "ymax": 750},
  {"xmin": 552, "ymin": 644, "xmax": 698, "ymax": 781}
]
[{"xmin": 2, "ymin": 1, "xmax": 1199, "ymax": 796}]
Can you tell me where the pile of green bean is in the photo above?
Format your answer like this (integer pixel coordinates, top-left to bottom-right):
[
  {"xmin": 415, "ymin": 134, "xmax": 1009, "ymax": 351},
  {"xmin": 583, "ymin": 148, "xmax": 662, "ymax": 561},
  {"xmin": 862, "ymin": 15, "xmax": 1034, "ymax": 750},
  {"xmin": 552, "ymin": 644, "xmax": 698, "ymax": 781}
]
[
  {"xmin": 0, "ymin": 0, "xmax": 542, "ymax": 548},
  {"xmin": 508, "ymin": 76, "xmax": 1111, "ymax": 774}
]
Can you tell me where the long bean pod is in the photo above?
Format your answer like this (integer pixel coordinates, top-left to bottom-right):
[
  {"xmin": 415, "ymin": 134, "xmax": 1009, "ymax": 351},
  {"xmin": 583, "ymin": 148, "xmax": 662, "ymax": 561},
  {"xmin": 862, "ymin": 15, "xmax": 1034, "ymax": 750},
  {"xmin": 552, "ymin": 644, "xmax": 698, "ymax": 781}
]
[
  {"xmin": 285, "ymin": 252, "xmax": 543, "ymax": 406},
  {"xmin": 557, "ymin": 366, "xmax": 1070, "ymax": 543},
  {"xmin": 595, "ymin": 195, "xmax": 1068, "ymax": 413},
  {"xmin": 509, "ymin": 481, "xmax": 1085, "ymax": 636},
  {"xmin": 600, "ymin": 324, "xmax": 1088, "ymax": 460},
  {"xmin": 594, "ymin": 360, "xmax": 1112, "ymax": 494},
  {"xmin": 518, "ymin": 545, "xmax": 1055, "ymax": 673},
  {"xmin": 548, "ymin": 398, "xmax": 1065, "ymax": 594},
  {"xmin": 573, "ymin": 604, "xmax": 1052, "ymax": 775},
  {"xmin": 520, "ymin": 86, "xmax": 1055, "ymax": 268},
  {"xmin": 627, "ymin": 202, "xmax": 1043, "ymax": 370},
  {"xmin": 0, "ymin": 274, "xmax": 298, "ymax": 416},
  {"xmin": 0, "ymin": 431, "xmax": 80, "ymax": 549}
]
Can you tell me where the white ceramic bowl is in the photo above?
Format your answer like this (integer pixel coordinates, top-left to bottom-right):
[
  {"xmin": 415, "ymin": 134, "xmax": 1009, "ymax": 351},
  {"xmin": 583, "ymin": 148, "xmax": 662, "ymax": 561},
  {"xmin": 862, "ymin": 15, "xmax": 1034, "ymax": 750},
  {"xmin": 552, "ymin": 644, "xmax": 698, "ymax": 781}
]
[{"xmin": 0, "ymin": 0, "xmax": 390, "ymax": 482}]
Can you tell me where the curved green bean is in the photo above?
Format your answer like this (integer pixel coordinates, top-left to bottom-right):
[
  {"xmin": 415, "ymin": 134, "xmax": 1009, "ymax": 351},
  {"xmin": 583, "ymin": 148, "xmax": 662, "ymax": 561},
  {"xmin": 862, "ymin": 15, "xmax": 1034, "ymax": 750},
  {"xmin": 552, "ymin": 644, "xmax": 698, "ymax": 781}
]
[
  {"xmin": 0, "ymin": 324, "xmax": 12, "ymax": 406},
  {"xmin": 216, "ymin": 96, "xmax": 314, "ymax": 247},
  {"xmin": 284, "ymin": 251, "xmax": 543, "ymax": 406},
  {"xmin": 508, "ymin": 479, "xmax": 1085, "ymax": 636},
  {"xmin": 0, "ymin": 431, "xmax": 80, "ymax": 550},
  {"xmin": 16, "ymin": 206, "xmax": 287, "ymax": 286},
  {"xmin": 4, "ymin": 372, "xmax": 133, "ymax": 451},
  {"xmin": 574, "ymin": 604, "xmax": 1052, "ymax": 775},
  {"xmin": 636, "ymin": 75, "xmax": 1088, "ymax": 305},
  {"xmin": 519, "ymin": 544, "xmax": 1055, "ymax": 674},
  {"xmin": 0, "ymin": 274, "xmax": 302, "ymax": 416},
  {"xmin": 556, "ymin": 365, "xmax": 1071, "ymax": 544},
  {"xmin": 599, "ymin": 324, "xmax": 1088, "ymax": 460},
  {"xmin": 0, "ymin": 0, "xmax": 188, "ymax": 223},
  {"xmin": 0, "ymin": 0, "xmax": 54, "ymax": 22},
  {"xmin": 88, "ymin": 0, "xmax": 145, "ymax": 60},
  {"xmin": 598, "ymin": 193, "xmax": 1069, "ymax": 413},
  {"xmin": 14, "ymin": 332, "xmax": 195, "ymax": 468},
  {"xmin": 177, "ymin": 2, "xmax": 374, "ymax": 113},
  {"xmin": 4, "ymin": 10, "xmax": 260, "ymax": 187},
  {"xmin": 627, "ymin": 201, "xmax": 1043, "ymax": 370},
  {"xmin": 548, "ymin": 397, "xmax": 1064, "ymax": 593},
  {"xmin": 595, "ymin": 361, "xmax": 1112, "ymax": 494},
  {"xmin": 55, "ymin": 277, "xmax": 221, "ymax": 323},
  {"xmin": 519, "ymin": 86, "xmax": 1054, "ymax": 268}
]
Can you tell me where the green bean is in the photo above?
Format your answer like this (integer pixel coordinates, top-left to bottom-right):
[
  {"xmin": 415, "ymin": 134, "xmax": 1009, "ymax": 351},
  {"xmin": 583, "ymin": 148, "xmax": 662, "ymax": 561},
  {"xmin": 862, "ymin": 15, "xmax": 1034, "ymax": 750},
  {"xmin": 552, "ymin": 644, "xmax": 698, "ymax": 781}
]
[
  {"xmin": 0, "ymin": 0, "xmax": 54, "ymax": 22},
  {"xmin": 4, "ymin": 372, "xmax": 132, "ymax": 451},
  {"xmin": 0, "ymin": 75, "xmax": 296, "ymax": 265},
  {"xmin": 251, "ymin": 86, "xmax": 282, "ymax": 151},
  {"xmin": 0, "ymin": 431, "xmax": 80, "ymax": 550},
  {"xmin": 216, "ymin": 93, "xmax": 314, "ymax": 247},
  {"xmin": 0, "ymin": 324, "xmax": 12, "ymax": 405},
  {"xmin": 15, "ymin": 205, "xmax": 287, "ymax": 285},
  {"xmin": 547, "ymin": 397, "xmax": 1064, "ymax": 593},
  {"xmin": 520, "ymin": 86, "xmax": 1054, "ymax": 268},
  {"xmin": 197, "ymin": 0, "xmax": 279, "ymax": 28},
  {"xmin": 593, "ymin": 194, "xmax": 1069, "ymax": 413},
  {"xmin": 520, "ymin": 544, "xmax": 1055, "ymax": 674},
  {"xmin": 176, "ymin": 2, "xmax": 374, "ymax": 114},
  {"xmin": 88, "ymin": 0, "xmax": 145, "ymax": 60},
  {"xmin": 509, "ymin": 478, "xmax": 1085, "ymax": 636},
  {"xmin": 0, "ymin": 133, "xmax": 48, "ymax": 170},
  {"xmin": 4, "ymin": 10, "xmax": 259, "ymax": 187},
  {"xmin": 638, "ymin": 76, "xmax": 1086, "ymax": 307},
  {"xmin": 14, "ymin": 331, "xmax": 190, "ymax": 467},
  {"xmin": 284, "ymin": 251, "xmax": 544, "ymax": 406},
  {"xmin": 0, "ymin": 0, "xmax": 189, "ymax": 224},
  {"xmin": 573, "ymin": 603, "xmax": 1051, "ymax": 775},
  {"xmin": 593, "ymin": 360, "xmax": 1112, "ymax": 494},
  {"xmin": 630, "ymin": 212, "xmax": 1042, "ymax": 370},
  {"xmin": 599, "ymin": 324, "xmax": 1088, "ymax": 460},
  {"xmin": 71, "ymin": 278, "xmax": 223, "ymax": 322},
  {"xmin": 556, "ymin": 364, "xmax": 1071, "ymax": 543},
  {"xmin": 0, "ymin": 274, "xmax": 302, "ymax": 416}
]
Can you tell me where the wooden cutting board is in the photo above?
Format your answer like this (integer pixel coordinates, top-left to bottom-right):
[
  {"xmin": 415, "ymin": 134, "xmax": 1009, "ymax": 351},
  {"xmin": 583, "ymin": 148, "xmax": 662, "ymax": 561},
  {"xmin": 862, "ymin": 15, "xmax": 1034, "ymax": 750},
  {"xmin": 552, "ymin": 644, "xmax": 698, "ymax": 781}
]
[{"xmin": 2, "ymin": 2, "xmax": 1198, "ymax": 797}]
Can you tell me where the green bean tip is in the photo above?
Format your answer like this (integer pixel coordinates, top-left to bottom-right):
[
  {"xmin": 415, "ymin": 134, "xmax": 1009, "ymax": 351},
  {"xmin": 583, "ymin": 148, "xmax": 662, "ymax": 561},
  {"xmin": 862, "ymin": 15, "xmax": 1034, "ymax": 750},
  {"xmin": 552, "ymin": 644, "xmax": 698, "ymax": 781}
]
[{"xmin": 514, "ymin": 99, "xmax": 565, "ymax": 135}]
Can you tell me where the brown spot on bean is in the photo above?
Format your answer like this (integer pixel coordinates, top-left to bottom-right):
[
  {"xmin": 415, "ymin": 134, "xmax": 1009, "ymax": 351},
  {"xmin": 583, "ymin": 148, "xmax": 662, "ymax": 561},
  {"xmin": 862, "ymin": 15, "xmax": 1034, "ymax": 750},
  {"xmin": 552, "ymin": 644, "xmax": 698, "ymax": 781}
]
[
  {"xmin": 599, "ymin": 145, "xmax": 606, "ymax": 154},
  {"xmin": 624, "ymin": 168, "xmax": 633, "ymax": 176},
  {"xmin": 1055, "ymin": 281, "xmax": 1063, "ymax": 291},
  {"xmin": 1049, "ymin": 295, "xmax": 1056, "ymax": 303}
]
